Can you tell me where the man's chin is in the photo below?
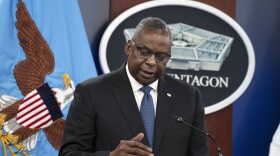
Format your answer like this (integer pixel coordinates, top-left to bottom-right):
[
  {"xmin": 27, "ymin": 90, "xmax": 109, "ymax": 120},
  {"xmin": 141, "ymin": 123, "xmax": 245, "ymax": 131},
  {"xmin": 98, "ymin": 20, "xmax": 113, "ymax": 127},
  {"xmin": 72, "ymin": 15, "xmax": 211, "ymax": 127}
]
[{"xmin": 138, "ymin": 77, "xmax": 156, "ymax": 85}]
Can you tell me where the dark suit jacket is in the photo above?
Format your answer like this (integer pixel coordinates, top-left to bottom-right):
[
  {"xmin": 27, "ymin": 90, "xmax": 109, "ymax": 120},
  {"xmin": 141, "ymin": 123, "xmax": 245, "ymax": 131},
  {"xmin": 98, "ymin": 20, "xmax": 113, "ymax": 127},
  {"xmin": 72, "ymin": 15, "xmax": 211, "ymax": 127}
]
[{"xmin": 59, "ymin": 64, "xmax": 209, "ymax": 156}]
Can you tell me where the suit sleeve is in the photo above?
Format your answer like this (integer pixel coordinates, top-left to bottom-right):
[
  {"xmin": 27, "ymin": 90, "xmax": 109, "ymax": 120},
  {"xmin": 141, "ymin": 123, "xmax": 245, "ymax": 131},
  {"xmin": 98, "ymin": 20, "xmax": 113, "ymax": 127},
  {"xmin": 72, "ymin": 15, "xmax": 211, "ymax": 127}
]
[
  {"xmin": 59, "ymin": 84, "xmax": 110, "ymax": 156},
  {"xmin": 187, "ymin": 88, "xmax": 209, "ymax": 156}
]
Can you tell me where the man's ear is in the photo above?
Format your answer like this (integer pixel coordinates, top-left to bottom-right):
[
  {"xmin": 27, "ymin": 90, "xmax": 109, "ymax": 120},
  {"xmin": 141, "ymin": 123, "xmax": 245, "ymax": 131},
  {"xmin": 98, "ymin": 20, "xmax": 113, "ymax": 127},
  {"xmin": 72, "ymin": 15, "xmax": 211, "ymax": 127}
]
[{"xmin": 124, "ymin": 40, "xmax": 132, "ymax": 55}]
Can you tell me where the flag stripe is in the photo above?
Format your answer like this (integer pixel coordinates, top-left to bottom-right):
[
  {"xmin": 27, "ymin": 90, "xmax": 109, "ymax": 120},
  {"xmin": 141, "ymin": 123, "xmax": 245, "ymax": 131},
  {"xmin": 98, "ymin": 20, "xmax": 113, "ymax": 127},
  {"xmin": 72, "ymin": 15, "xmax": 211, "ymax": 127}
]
[
  {"xmin": 17, "ymin": 106, "xmax": 48, "ymax": 124},
  {"xmin": 17, "ymin": 103, "xmax": 47, "ymax": 122},
  {"xmin": 17, "ymin": 101, "xmax": 44, "ymax": 119},
  {"xmin": 22, "ymin": 90, "xmax": 38, "ymax": 102},
  {"xmin": 22, "ymin": 111, "xmax": 50, "ymax": 128},
  {"xmin": 32, "ymin": 117, "xmax": 53, "ymax": 129},
  {"xmin": 18, "ymin": 96, "xmax": 41, "ymax": 113},
  {"xmin": 18, "ymin": 109, "xmax": 49, "ymax": 126},
  {"xmin": 37, "ymin": 119, "xmax": 53, "ymax": 129}
]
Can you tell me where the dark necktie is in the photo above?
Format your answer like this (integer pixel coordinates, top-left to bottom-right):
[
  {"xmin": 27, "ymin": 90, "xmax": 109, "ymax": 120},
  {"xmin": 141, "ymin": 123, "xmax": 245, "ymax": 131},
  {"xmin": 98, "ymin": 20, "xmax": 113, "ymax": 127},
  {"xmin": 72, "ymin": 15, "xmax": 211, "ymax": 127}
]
[{"xmin": 140, "ymin": 86, "xmax": 155, "ymax": 148}]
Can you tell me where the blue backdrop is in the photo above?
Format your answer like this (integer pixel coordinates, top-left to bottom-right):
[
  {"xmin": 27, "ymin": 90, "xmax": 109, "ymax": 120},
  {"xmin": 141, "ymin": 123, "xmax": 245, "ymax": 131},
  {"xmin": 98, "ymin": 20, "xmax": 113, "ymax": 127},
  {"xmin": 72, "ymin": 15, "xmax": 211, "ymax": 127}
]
[{"xmin": 234, "ymin": 0, "xmax": 280, "ymax": 155}]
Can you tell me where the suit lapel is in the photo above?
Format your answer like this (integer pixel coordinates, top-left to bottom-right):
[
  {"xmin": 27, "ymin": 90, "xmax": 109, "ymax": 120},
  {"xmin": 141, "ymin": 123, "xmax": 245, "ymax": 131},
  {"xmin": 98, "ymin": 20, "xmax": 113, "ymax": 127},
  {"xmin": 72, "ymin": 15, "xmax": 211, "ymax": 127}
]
[
  {"xmin": 153, "ymin": 75, "xmax": 173, "ymax": 152},
  {"xmin": 111, "ymin": 65, "xmax": 149, "ymax": 145}
]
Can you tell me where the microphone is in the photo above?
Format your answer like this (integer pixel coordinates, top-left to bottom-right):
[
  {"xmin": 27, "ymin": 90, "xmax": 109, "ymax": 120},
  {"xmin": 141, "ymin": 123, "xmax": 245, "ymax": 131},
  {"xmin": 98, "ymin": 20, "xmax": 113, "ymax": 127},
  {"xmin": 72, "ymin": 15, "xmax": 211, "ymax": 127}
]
[{"xmin": 174, "ymin": 116, "xmax": 223, "ymax": 156}]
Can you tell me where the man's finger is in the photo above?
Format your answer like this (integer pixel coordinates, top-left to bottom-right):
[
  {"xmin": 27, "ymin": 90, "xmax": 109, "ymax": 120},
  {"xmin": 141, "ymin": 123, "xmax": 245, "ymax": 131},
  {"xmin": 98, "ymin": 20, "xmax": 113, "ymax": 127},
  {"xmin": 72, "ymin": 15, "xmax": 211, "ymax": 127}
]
[
  {"xmin": 130, "ymin": 133, "xmax": 153, "ymax": 153},
  {"xmin": 131, "ymin": 133, "xmax": 144, "ymax": 142}
]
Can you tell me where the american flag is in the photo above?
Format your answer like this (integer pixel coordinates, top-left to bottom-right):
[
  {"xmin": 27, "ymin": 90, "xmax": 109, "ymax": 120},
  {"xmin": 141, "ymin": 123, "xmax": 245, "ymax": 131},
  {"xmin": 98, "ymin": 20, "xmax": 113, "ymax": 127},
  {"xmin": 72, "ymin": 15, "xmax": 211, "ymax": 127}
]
[{"xmin": 16, "ymin": 83, "xmax": 63, "ymax": 129}]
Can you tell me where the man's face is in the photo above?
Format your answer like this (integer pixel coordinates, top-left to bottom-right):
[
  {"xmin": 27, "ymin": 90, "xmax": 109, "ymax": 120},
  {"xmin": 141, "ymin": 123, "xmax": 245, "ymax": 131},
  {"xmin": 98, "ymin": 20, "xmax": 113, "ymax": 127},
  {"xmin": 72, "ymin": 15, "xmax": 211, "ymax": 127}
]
[{"xmin": 125, "ymin": 29, "xmax": 171, "ymax": 85}]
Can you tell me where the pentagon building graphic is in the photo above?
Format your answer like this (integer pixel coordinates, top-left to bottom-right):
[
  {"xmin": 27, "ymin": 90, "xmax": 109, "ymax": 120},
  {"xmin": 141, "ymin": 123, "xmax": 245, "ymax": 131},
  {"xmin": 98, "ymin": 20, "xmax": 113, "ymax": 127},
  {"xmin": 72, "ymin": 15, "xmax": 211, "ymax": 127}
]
[{"xmin": 124, "ymin": 23, "xmax": 234, "ymax": 71}]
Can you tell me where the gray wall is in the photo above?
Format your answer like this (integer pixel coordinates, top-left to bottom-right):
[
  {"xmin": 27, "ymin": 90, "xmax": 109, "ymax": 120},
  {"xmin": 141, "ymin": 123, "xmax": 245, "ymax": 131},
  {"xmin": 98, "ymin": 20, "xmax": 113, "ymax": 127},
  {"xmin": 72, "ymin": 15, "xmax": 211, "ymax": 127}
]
[
  {"xmin": 78, "ymin": 0, "xmax": 110, "ymax": 47},
  {"xmin": 78, "ymin": 0, "xmax": 110, "ymax": 74}
]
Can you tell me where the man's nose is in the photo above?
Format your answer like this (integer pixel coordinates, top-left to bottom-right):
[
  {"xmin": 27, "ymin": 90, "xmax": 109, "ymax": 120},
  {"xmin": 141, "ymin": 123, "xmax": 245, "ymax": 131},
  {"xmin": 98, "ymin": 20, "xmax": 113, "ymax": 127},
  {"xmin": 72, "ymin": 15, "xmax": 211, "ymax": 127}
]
[{"xmin": 145, "ymin": 54, "xmax": 157, "ymax": 65}]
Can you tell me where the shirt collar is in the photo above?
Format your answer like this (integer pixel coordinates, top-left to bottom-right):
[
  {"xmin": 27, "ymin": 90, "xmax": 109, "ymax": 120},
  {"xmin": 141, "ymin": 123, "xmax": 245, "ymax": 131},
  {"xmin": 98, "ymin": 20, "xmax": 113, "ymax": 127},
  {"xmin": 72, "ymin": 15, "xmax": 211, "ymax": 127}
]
[{"xmin": 126, "ymin": 64, "xmax": 158, "ymax": 92}]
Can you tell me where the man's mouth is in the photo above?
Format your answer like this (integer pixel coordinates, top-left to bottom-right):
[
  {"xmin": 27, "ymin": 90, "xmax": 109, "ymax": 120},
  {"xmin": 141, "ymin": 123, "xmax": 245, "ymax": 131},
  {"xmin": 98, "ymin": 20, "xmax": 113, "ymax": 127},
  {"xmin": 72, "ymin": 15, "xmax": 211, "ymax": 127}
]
[{"xmin": 140, "ymin": 69, "xmax": 155, "ymax": 79}]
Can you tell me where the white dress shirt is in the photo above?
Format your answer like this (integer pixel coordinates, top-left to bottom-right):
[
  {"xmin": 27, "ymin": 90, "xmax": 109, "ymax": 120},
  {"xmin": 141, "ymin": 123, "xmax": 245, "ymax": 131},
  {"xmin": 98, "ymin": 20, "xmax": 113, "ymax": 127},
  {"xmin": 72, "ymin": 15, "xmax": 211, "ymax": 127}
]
[{"xmin": 126, "ymin": 64, "xmax": 158, "ymax": 115}]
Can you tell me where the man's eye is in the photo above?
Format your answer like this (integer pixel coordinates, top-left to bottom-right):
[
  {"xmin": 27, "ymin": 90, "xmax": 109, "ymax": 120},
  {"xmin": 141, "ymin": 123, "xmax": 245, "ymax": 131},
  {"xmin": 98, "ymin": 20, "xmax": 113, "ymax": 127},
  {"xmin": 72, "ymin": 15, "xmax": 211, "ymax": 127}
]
[
  {"xmin": 139, "ymin": 48, "xmax": 150, "ymax": 56},
  {"xmin": 156, "ymin": 54, "xmax": 165, "ymax": 60}
]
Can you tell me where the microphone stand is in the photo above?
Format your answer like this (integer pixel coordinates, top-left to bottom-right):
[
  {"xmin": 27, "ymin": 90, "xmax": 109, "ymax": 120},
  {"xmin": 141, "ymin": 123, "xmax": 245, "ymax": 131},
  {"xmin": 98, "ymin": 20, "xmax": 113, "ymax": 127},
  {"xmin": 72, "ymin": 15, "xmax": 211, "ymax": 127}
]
[{"xmin": 175, "ymin": 116, "xmax": 223, "ymax": 156}]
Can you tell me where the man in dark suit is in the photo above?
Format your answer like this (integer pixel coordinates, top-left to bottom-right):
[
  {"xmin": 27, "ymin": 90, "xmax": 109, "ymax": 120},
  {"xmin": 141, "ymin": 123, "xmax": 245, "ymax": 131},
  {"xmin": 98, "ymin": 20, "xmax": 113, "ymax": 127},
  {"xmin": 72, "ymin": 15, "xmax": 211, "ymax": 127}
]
[{"xmin": 59, "ymin": 17, "xmax": 209, "ymax": 156}]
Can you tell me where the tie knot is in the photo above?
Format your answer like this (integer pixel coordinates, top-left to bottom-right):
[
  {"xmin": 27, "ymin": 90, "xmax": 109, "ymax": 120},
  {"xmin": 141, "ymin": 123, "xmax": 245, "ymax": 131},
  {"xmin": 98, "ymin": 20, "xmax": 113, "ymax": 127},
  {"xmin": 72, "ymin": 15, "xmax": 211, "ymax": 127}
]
[{"xmin": 140, "ymin": 86, "xmax": 152, "ymax": 94}]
